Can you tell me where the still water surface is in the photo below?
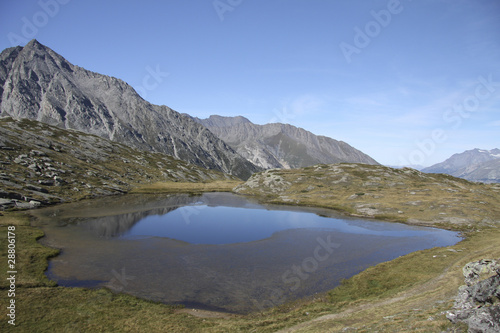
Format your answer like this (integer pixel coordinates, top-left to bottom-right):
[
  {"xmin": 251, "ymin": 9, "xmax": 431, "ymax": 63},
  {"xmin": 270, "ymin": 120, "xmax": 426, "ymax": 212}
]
[{"xmin": 32, "ymin": 193, "xmax": 461, "ymax": 313}]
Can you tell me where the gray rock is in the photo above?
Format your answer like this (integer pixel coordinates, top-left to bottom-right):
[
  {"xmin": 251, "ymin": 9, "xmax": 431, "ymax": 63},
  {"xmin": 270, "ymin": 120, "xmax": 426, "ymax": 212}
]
[
  {"xmin": 28, "ymin": 200, "xmax": 41, "ymax": 207},
  {"xmin": 463, "ymin": 259, "xmax": 499, "ymax": 286},
  {"xmin": 447, "ymin": 259, "xmax": 500, "ymax": 332},
  {"xmin": 30, "ymin": 150, "xmax": 47, "ymax": 157},
  {"xmin": 0, "ymin": 191, "xmax": 22, "ymax": 200},
  {"xmin": 473, "ymin": 277, "xmax": 500, "ymax": 304},
  {"xmin": 26, "ymin": 184, "xmax": 48, "ymax": 193},
  {"xmin": 192, "ymin": 115, "xmax": 379, "ymax": 169},
  {"xmin": 466, "ymin": 306, "xmax": 500, "ymax": 333},
  {"xmin": 0, "ymin": 198, "xmax": 15, "ymax": 209},
  {"xmin": 38, "ymin": 179, "xmax": 54, "ymax": 186}
]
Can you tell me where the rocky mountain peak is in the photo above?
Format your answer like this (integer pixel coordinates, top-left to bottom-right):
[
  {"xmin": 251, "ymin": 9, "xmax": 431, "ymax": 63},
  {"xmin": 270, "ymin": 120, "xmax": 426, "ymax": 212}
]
[
  {"xmin": 23, "ymin": 38, "xmax": 45, "ymax": 52},
  {"xmin": 0, "ymin": 40, "xmax": 260, "ymax": 179}
]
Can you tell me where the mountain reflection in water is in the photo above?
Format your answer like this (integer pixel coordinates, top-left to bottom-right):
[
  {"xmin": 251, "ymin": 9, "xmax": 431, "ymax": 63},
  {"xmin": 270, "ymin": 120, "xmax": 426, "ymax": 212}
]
[{"xmin": 32, "ymin": 193, "xmax": 461, "ymax": 313}]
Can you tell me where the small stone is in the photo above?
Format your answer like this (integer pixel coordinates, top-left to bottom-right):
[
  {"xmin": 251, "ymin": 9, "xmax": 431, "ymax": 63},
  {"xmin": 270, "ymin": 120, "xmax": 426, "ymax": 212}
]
[
  {"xmin": 28, "ymin": 163, "xmax": 39, "ymax": 171},
  {"xmin": 0, "ymin": 198, "xmax": 15, "ymax": 209},
  {"xmin": 38, "ymin": 179, "xmax": 54, "ymax": 186},
  {"xmin": 30, "ymin": 150, "xmax": 47, "ymax": 157},
  {"xmin": 29, "ymin": 200, "xmax": 41, "ymax": 207}
]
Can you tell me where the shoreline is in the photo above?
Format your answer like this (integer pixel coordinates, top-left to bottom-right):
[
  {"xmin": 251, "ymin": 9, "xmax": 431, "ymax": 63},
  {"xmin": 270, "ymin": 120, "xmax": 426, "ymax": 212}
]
[{"xmin": 1, "ymin": 177, "xmax": 498, "ymax": 331}]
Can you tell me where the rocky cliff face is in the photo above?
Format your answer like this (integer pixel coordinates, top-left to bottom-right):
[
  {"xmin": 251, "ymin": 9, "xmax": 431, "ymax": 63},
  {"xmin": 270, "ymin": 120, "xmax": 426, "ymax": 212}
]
[
  {"xmin": 423, "ymin": 149, "xmax": 500, "ymax": 183},
  {"xmin": 0, "ymin": 40, "xmax": 260, "ymax": 179},
  {"xmin": 192, "ymin": 115, "xmax": 379, "ymax": 169}
]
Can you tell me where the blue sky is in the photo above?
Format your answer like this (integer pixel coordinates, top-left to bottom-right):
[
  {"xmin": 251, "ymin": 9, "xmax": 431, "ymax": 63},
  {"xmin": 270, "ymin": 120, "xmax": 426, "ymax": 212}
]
[{"xmin": 1, "ymin": 0, "xmax": 499, "ymax": 166}]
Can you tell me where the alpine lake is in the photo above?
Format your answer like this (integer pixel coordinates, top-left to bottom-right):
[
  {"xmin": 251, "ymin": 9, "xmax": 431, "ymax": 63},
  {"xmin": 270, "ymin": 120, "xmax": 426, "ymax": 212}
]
[{"xmin": 31, "ymin": 192, "xmax": 461, "ymax": 314}]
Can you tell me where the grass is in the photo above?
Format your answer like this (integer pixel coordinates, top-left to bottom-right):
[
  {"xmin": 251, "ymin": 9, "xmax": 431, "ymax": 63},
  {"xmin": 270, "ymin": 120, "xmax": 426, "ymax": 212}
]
[
  {"xmin": 1, "ymin": 163, "xmax": 499, "ymax": 331},
  {"xmin": 1, "ymin": 210, "xmax": 499, "ymax": 332},
  {"xmin": 130, "ymin": 180, "xmax": 243, "ymax": 194},
  {"xmin": 0, "ymin": 213, "xmax": 58, "ymax": 289},
  {"xmin": 285, "ymin": 227, "xmax": 500, "ymax": 332},
  {"xmin": 234, "ymin": 163, "xmax": 500, "ymax": 229}
]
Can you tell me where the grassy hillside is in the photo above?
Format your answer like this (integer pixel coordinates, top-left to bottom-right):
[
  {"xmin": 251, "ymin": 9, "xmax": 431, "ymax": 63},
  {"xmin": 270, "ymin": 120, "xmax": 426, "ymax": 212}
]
[
  {"xmin": 0, "ymin": 117, "xmax": 236, "ymax": 208},
  {"xmin": 1, "ymin": 140, "xmax": 499, "ymax": 331},
  {"xmin": 234, "ymin": 163, "xmax": 500, "ymax": 231}
]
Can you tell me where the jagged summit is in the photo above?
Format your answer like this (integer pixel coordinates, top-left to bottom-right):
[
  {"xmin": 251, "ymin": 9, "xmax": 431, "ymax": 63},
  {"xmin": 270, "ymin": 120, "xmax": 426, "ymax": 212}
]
[
  {"xmin": 0, "ymin": 40, "xmax": 260, "ymax": 179},
  {"xmin": 23, "ymin": 38, "xmax": 44, "ymax": 49}
]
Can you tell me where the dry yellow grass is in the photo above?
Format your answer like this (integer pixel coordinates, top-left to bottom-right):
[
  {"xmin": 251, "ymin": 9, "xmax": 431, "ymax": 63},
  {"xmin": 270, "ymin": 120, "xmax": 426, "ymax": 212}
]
[
  {"xmin": 130, "ymin": 180, "xmax": 243, "ymax": 194},
  {"xmin": 278, "ymin": 227, "xmax": 500, "ymax": 332},
  {"xmin": 234, "ymin": 163, "xmax": 500, "ymax": 230},
  {"xmin": 1, "ymin": 163, "xmax": 499, "ymax": 332}
]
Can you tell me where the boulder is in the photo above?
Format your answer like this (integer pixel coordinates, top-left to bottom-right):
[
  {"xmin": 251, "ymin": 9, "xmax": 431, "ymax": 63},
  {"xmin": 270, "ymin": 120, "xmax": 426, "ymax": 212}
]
[{"xmin": 447, "ymin": 259, "xmax": 500, "ymax": 332}]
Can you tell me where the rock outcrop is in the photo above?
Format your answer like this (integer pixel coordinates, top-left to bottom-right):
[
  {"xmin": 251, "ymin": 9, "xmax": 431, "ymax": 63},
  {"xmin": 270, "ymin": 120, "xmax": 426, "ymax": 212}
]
[
  {"xmin": 192, "ymin": 115, "xmax": 379, "ymax": 169},
  {"xmin": 447, "ymin": 259, "xmax": 500, "ymax": 332},
  {"xmin": 0, "ymin": 40, "xmax": 260, "ymax": 179}
]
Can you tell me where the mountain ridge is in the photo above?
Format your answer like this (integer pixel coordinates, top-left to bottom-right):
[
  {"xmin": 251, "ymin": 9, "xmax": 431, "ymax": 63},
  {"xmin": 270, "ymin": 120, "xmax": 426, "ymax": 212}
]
[
  {"xmin": 422, "ymin": 148, "xmax": 500, "ymax": 183},
  {"xmin": 192, "ymin": 115, "xmax": 379, "ymax": 169},
  {"xmin": 0, "ymin": 39, "xmax": 260, "ymax": 179}
]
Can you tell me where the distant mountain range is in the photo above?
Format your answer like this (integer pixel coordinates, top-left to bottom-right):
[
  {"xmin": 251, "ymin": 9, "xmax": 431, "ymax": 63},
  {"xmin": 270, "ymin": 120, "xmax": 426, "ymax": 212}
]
[
  {"xmin": 0, "ymin": 40, "xmax": 379, "ymax": 179},
  {"xmin": 422, "ymin": 148, "xmax": 500, "ymax": 183},
  {"xmin": 192, "ymin": 115, "xmax": 379, "ymax": 169},
  {"xmin": 0, "ymin": 39, "xmax": 259, "ymax": 179}
]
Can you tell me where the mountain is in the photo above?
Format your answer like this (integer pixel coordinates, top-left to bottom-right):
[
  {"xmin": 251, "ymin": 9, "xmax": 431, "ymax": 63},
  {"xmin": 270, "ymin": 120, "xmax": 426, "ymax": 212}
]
[
  {"xmin": 0, "ymin": 39, "xmax": 260, "ymax": 179},
  {"xmin": 452, "ymin": 158, "xmax": 500, "ymax": 183},
  {"xmin": 191, "ymin": 115, "xmax": 379, "ymax": 169},
  {"xmin": 422, "ymin": 148, "xmax": 500, "ymax": 183}
]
